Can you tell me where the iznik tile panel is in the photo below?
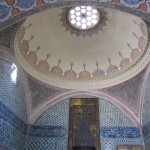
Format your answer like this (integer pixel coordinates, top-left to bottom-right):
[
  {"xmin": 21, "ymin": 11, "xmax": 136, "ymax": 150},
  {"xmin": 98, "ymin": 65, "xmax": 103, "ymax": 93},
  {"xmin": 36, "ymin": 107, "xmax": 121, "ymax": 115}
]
[
  {"xmin": 0, "ymin": 58, "xmax": 27, "ymax": 122},
  {"xmin": 25, "ymin": 136, "xmax": 67, "ymax": 150},
  {"xmin": 0, "ymin": 117, "xmax": 26, "ymax": 150},
  {"xmin": 29, "ymin": 126, "xmax": 67, "ymax": 137},
  {"xmin": 101, "ymin": 127, "xmax": 140, "ymax": 138},
  {"xmin": 28, "ymin": 77, "xmax": 62, "ymax": 108},
  {"xmin": 34, "ymin": 99, "xmax": 69, "ymax": 126},
  {"xmin": 142, "ymin": 73, "xmax": 150, "ymax": 126},
  {"xmin": 25, "ymin": 99, "xmax": 69, "ymax": 150},
  {"xmin": 99, "ymin": 98, "xmax": 135, "ymax": 127}
]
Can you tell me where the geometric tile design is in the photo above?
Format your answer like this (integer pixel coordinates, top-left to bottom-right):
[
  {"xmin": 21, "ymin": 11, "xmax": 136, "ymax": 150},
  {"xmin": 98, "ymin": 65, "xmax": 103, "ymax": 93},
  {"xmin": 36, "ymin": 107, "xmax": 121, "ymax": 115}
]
[
  {"xmin": 29, "ymin": 126, "xmax": 67, "ymax": 137},
  {"xmin": 0, "ymin": 101, "xmax": 27, "ymax": 134},
  {"xmin": 25, "ymin": 98, "xmax": 142, "ymax": 150},
  {"xmin": 144, "ymin": 136, "xmax": 150, "ymax": 150},
  {"xmin": 99, "ymin": 98, "xmax": 144, "ymax": 149},
  {"xmin": 0, "ymin": 145, "xmax": 10, "ymax": 150},
  {"xmin": 102, "ymin": 140, "xmax": 115, "ymax": 150},
  {"xmin": 25, "ymin": 136, "xmax": 68, "ymax": 150},
  {"xmin": 143, "ymin": 118, "xmax": 150, "ymax": 150},
  {"xmin": 0, "ymin": 58, "xmax": 28, "ymax": 150},
  {"xmin": 101, "ymin": 137, "xmax": 144, "ymax": 150},
  {"xmin": 0, "ymin": 58, "xmax": 27, "ymax": 122},
  {"xmin": 28, "ymin": 77, "xmax": 64, "ymax": 108},
  {"xmin": 100, "ymin": 99, "xmax": 135, "ymax": 127},
  {"xmin": 102, "ymin": 73, "xmax": 143, "ymax": 114},
  {"xmin": 142, "ymin": 73, "xmax": 150, "ymax": 126},
  {"xmin": 0, "ymin": 23, "xmax": 18, "ymax": 48},
  {"xmin": 34, "ymin": 99, "xmax": 69, "ymax": 126},
  {"xmin": 101, "ymin": 127, "xmax": 140, "ymax": 138},
  {"xmin": 0, "ymin": 117, "xmax": 26, "ymax": 150},
  {"xmin": 25, "ymin": 99, "xmax": 69, "ymax": 149},
  {"xmin": 143, "ymin": 120, "xmax": 150, "ymax": 138}
]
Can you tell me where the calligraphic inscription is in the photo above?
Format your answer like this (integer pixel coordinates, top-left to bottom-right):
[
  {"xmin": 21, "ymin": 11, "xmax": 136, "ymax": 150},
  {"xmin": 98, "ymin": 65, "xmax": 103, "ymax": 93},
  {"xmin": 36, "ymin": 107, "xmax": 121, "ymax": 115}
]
[{"xmin": 117, "ymin": 145, "xmax": 143, "ymax": 150}]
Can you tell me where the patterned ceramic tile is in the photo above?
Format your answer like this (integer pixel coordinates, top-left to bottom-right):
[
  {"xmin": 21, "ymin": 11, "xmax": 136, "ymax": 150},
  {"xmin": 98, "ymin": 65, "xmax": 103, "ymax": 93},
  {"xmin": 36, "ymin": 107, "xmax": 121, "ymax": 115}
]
[
  {"xmin": 0, "ymin": 0, "xmax": 150, "ymax": 31},
  {"xmin": 0, "ymin": 23, "xmax": 18, "ymax": 48},
  {"xmin": 0, "ymin": 117, "xmax": 26, "ymax": 150},
  {"xmin": 102, "ymin": 73, "xmax": 143, "ymax": 114},
  {"xmin": 101, "ymin": 127, "xmax": 140, "ymax": 138},
  {"xmin": 34, "ymin": 99, "xmax": 69, "ymax": 126},
  {"xmin": 0, "ymin": 145, "xmax": 10, "ymax": 150},
  {"xmin": 144, "ymin": 136, "xmax": 150, "ymax": 150},
  {"xmin": 142, "ymin": 73, "xmax": 150, "ymax": 126},
  {"xmin": 28, "ymin": 77, "xmax": 65, "ymax": 108},
  {"xmin": 0, "ymin": 58, "xmax": 27, "ymax": 122},
  {"xmin": 99, "ymin": 98, "xmax": 135, "ymax": 127},
  {"xmin": 29, "ymin": 126, "xmax": 67, "ymax": 137},
  {"xmin": 25, "ymin": 136, "xmax": 67, "ymax": 150},
  {"xmin": 0, "ymin": 101, "xmax": 27, "ymax": 133},
  {"xmin": 25, "ymin": 99, "xmax": 69, "ymax": 149}
]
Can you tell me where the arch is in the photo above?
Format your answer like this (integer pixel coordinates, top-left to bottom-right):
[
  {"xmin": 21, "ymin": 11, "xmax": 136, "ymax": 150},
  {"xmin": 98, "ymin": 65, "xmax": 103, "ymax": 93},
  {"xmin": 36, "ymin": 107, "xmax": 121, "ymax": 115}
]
[
  {"xmin": 140, "ymin": 63, "xmax": 150, "ymax": 125},
  {"xmin": 0, "ymin": 1, "xmax": 150, "ymax": 31},
  {"xmin": 0, "ymin": 44, "xmax": 32, "ymax": 123},
  {"xmin": 30, "ymin": 90, "xmax": 140, "ymax": 127}
]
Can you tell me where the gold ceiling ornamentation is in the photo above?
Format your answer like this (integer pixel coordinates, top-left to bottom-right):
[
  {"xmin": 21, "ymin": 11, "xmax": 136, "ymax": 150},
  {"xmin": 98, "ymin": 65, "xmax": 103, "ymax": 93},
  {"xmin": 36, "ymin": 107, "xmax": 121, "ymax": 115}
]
[{"xmin": 59, "ymin": 7, "xmax": 108, "ymax": 37}]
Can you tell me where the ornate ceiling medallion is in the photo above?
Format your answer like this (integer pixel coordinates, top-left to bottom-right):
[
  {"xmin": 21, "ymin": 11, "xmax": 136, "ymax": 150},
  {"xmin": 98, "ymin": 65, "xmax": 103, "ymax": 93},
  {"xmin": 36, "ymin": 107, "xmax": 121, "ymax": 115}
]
[{"xmin": 59, "ymin": 7, "xmax": 108, "ymax": 37}]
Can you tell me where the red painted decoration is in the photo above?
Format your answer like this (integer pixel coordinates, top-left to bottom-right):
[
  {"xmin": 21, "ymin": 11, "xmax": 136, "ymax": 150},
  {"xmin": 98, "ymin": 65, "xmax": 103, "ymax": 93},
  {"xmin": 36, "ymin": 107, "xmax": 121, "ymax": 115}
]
[
  {"xmin": 12, "ymin": 8, "xmax": 20, "ymax": 16},
  {"xmin": 6, "ymin": 0, "xmax": 15, "ymax": 5},
  {"xmin": 37, "ymin": 0, "xmax": 45, "ymax": 6},
  {"xmin": 138, "ymin": 3, "xmax": 148, "ymax": 11},
  {"xmin": 111, "ymin": 0, "xmax": 120, "ymax": 3}
]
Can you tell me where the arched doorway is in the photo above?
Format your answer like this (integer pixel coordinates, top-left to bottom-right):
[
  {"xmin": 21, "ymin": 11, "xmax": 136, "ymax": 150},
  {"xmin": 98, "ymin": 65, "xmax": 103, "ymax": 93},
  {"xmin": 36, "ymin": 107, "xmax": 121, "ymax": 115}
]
[{"xmin": 68, "ymin": 98, "xmax": 100, "ymax": 150}]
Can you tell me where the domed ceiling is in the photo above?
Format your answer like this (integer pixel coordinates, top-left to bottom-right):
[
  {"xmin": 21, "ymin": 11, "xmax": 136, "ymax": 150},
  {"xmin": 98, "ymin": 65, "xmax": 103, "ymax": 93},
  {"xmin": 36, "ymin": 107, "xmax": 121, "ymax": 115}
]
[{"xmin": 14, "ymin": 7, "xmax": 149, "ymax": 89}]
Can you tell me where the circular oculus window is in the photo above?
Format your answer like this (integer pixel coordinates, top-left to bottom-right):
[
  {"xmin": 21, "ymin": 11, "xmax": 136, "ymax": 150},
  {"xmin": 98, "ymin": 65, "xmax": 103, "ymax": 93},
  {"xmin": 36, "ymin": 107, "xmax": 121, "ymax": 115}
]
[{"xmin": 68, "ymin": 6, "xmax": 100, "ymax": 30}]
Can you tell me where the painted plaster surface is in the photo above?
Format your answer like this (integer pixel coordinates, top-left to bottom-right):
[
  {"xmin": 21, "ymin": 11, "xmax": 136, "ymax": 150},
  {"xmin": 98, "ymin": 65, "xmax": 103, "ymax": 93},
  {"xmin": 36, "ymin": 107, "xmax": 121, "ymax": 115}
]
[{"xmin": 14, "ymin": 7, "xmax": 149, "ymax": 89}]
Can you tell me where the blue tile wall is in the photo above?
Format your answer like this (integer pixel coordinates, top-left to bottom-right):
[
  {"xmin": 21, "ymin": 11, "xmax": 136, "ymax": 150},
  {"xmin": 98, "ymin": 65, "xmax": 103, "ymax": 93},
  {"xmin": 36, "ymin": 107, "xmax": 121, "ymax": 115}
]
[
  {"xmin": 0, "ymin": 58, "xmax": 27, "ymax": 122},
  {"xmin": 0, "ymin": 118, "xmax": 26, "ymax": 150},
  {"xmin": 101, "ymin": 137, "xmax": 143, "ymax": 150},
  {"xmin": 0, "ymin": 101, "xmax": 27, "ymax": 134},
  {"xmin": 142, "ymin": 73, "xmax": 150, "ymax": 126},
  {"xmin": 29, "ymin": 126, "xmax": 67, "ymax": 137},
  {"xmin": 25, "ymin": 136, "xmax": 67, "ymax": 150},
  {"xmin": 144, "ymin": 137, "xmax": 150, "ymax": 150},
  {"xmin": 34, "ymin": 99, "xmax": 69, "ymax": 126},
  {"xmin": 142, "ymin": 73, "xmax": 150, "ymax": 150},
  {"xmin": 25, "ymin": 97, "xmax": 143, "ymax": 150},
  {"xmin": 99, "ymin": 98, "xmax": 144, "ymax": 149},
  {"xmin": 0, "ymin": 144, "xmax": 10, "ymax": 150},
  {"xmin": 29, "ymin": 77, "xmax": 62, "ymax": 108},
  {"xmin": 101, "ymin": 127, "xmax": 140, "ymax": 138},
  {"xmin": 99, "ymin": 98, "xmax": 135, "ymax": 127},
  {"xmin": 102, "ymin": 73, "xmax": 143, "ymax": 112},
  {"xmin": 0, "ymin": 101, "xmax": 27, "ymax": 149},
  {"xmin": 0, "ymin": 58, "xmax": 27, "ymax": 150},
  {"xmin": 25, "ymin": 99, "xmax": 69, "ymax": 150}
]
